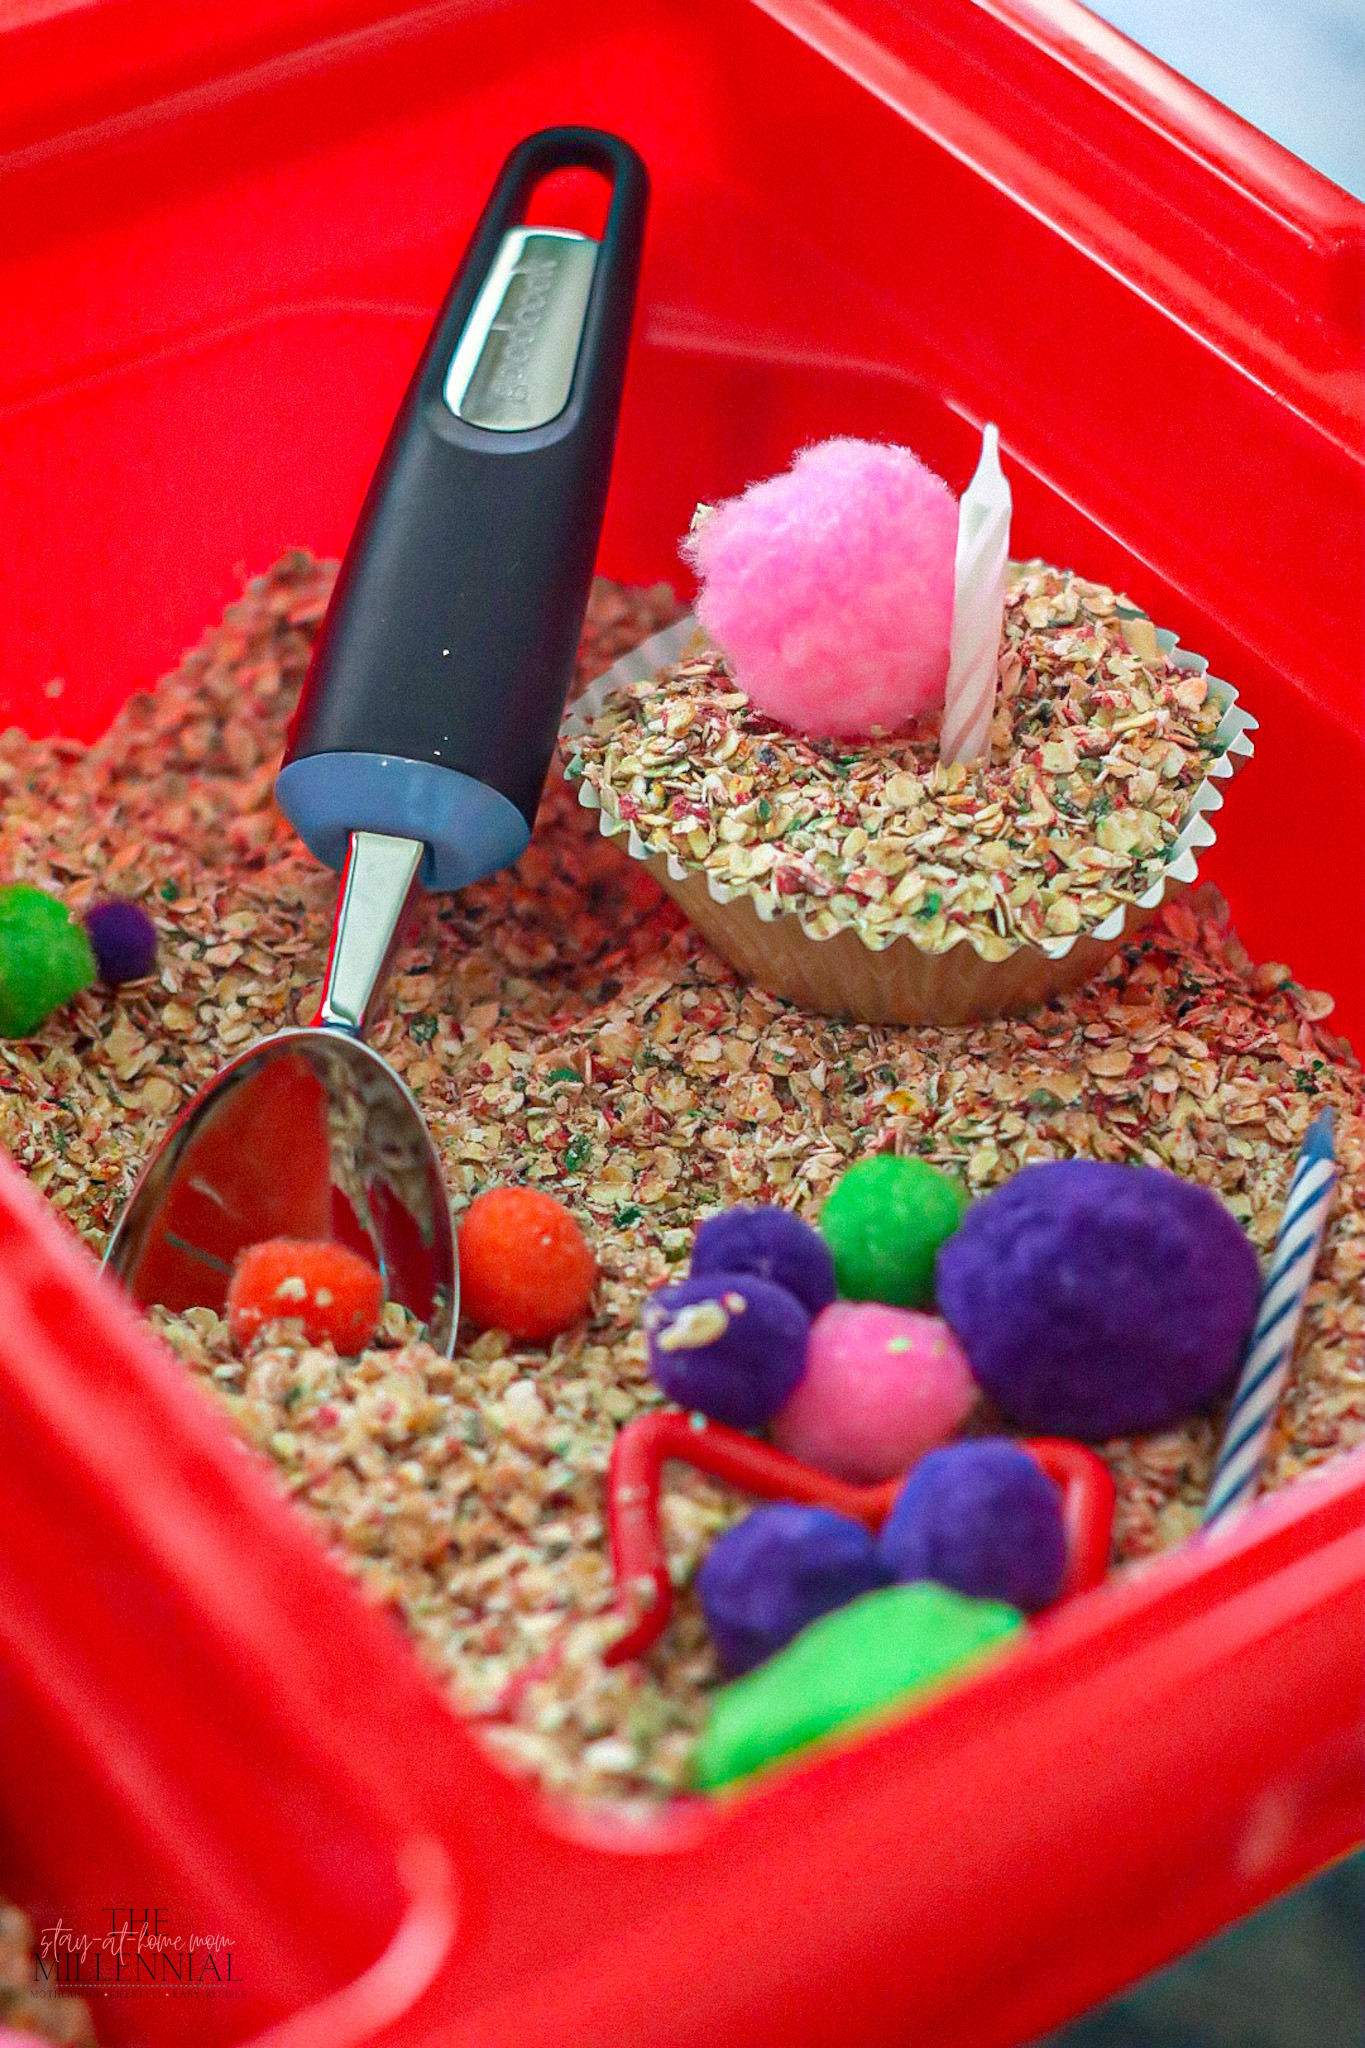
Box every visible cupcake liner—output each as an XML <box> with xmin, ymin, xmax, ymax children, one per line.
<box><xmin>562</xmin><ymin>601</ymin><xmax>1256</xmax><ymax>1025</ymax></box>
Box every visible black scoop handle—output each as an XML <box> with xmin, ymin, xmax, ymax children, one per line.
<box><xmin>276</xmin><ymin>128</ymin><xmax>647</xmax><ymax>890</ymax></box>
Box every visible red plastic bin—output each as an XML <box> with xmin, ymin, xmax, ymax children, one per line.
<box><xmin>0</xmin><ymin>3</ymin><xmax>1361</xmax><ymax>2044</ymax></box>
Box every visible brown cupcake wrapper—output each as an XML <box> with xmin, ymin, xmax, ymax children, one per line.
<box><xmin>562</xmin><ymin>601</ymin><xmax>1256</xmax><ymax>1025</ymax></box>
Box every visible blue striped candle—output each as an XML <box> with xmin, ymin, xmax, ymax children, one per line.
<box><xmin>1204</xmin><ymin>1108</ymin><xmax>1337</xmax><ymax>1528</ymax></box>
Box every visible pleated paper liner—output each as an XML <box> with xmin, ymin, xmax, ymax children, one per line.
<box><xmin>562</xmin><ymin>602</ymin><xmax>1257</xmax><ymax>1026</ymax></box>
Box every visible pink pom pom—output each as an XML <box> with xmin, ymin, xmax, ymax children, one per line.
<box><xmin>771</xmin><ymin>1302</ymin><xmax>977</xmax><ymax>1484</ymax></box>
<box><xmin>683</xmin><ymin>438</ymin><xmax>958</xmax><ymax>739</ymax></box>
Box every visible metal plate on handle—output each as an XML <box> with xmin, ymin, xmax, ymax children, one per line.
<box><xmin>442</xmin><ymin>228</ymin><xmax>598</xmax><ymax>432</ymax></box>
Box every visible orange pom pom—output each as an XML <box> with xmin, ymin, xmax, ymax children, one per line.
<box><xmin>458</xmin><ymin>1187</ymin><xmax>596</xmax><ymax>1342</ymax></box>
<box><xmin>227</xmin><ymin>1238</ymin><xmax>383</xmax><ymax>1354</ymax></box>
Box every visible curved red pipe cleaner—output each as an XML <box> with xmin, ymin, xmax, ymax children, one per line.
<box><xmin>603</xmin><ymin>1411</ymin><xmax>1116</xmax><ymax>1665</ymax></box>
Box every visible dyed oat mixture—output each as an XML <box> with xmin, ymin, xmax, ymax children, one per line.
<box><xmin>0</xmin><ymin>1903</ymin><xmax>95</xmax><ymax>2044</ymax></box>
<box><xmin>567</xmin><ymin>562</ymin><xmax>1230</xmax><ymax>956</ymax></box>
<box><xmin>1</xmin><ymin>555</ymin><xmax>1362</xmax><ymax>1807</ymax></box>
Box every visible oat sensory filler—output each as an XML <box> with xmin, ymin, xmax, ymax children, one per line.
<box><xmin>1</xmin><ymin>531</ymin><xmax>1361</xmax><ymax>1805</ymax></box>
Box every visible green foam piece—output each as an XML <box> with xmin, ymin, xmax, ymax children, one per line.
<box><xmin>820</xmin><ymin>1154</ymin><xmax>968</xmax><ymax>1307</ymax></box>
<box><xmin>0</xmin><ymin>885</ymin><xmax>97</xmax><ymax>1038</ymax></box>
<box><xmin>693</xmin><ymin>1581</ymin><xmax>1023</xmax><ymax>1791</ymax></box>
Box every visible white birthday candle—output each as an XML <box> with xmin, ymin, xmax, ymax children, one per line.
<box><xmin>939</xmin><ymin>423</ymin><xmax>1012</xmax><ymax>766</ymax></box>
<box><xmin>1204</xmin><ymin>1109</ymin><xmax>1337</xmax><ymax>1529</ymax></box>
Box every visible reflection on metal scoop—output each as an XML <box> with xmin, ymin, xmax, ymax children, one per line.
<box><xmin>105</xmin><ymin>832</ymin><xmax>458</xmax><ymax>1352</ymax></box>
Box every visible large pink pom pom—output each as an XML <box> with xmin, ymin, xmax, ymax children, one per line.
<box><xmin>683</xmin><ymin>438</ymin><xmax>958</xmax><ymax>739</ymax></box>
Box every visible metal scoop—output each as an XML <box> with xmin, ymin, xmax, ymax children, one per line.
<box><xmin>105</xmin><ymin>129</ymin><xmax>648</xmax><ymax>1352</ymax></box>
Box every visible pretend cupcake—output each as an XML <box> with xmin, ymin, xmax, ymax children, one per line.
<box><xmin>564</xmin><ymin>433</ymin><xmax>1254</xmax><ymax>1025</ymax></box>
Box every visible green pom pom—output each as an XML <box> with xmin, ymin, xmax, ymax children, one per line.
<box><xmin>820</xmin><ymin>1154</ymin><xmax>968</xmax><ymax>1307</ymax></box>
<box><xmin>693</xmin><ymin>1581</ymin><xmax>1022</xmax><ymax>1790</ymax></box>
<box><xmin>0</xmin><ymin>885</ymin><xmax>97</xmax><ymax>1038</ymax></box>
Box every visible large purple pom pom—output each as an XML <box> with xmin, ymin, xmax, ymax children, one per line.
<box><xmin>878</xmin><ymin>1439</ymin><xmax>1066</xmax><ymax>1612</ymax></box>
<box><xmin>643</xmin><ymin>1272</ymin><xmax>810</xmax><ymax>1427</ymax></box>
<box><xmin>698</xmin><ymin>1504</ymin><xmax>888</xmax><ymax>1674</ymax></box>
<box><xmin>935</xmin><ymin>1160</ymin><xmax>1260</xmax><ymax>1438</ymax></box>
<box><xmin>84</xmin><ymin>898</ymin><xmax>159</xmax><ymax>986</ymax></box>
<box><xmin>691</xmin><ymin>1205</ymin><xmax>836</xmax><ymax>1317</ymax></box>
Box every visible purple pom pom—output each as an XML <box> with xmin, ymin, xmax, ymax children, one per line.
<box><xmin>692</xmin><ymin>1206</ymin><xmax>836</xmax><ymax>1318</ymax></box>
<box><xmin>878</xmin><ymin>1439</ymin><xmax>1066</xmax><ymax>1612</ymax></box>
<box><xmin>936</xmin><ymin>1160</ymin><xmax>1261</xmax><ymax>1439</ymax></box>
<box><xmin>643</xmin><ymin>1272</ymin><xmax>810</xmax><ymax>1427</ymax></box>
<box><xmin>84</xmin><ymin>899</ymin><xmax>158</xmax><ymax>986</ymax></box>
<box><xmin>698</xmin><ymin>1504</ymin><xmax>889</xmax><ymax>1674</ymax></box>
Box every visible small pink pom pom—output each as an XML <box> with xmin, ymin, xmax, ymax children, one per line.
<box><xmin>771</xmin><ymin>1302</ymin><xmax>977</xmax><ymax>1484</ymax></box>
<box><xmin>683</xmin><ymin>438</ymin><xmax>958</xmax><ymax>739</ymax></box>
